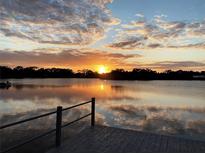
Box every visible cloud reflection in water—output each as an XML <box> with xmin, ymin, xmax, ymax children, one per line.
<box><xmin>1</xmin><ymin>79</ymin><xmax>205</xmax><ymax>142</ymax></box>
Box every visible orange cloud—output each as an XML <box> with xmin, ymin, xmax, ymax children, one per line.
<box><xmin>0</xmin><ymin>48</ymin><xmax>140</xmax><ymax>71</ymax></box>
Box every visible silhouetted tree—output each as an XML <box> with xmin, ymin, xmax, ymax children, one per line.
<box><xmin>0</xmin><ymin>65</ymin><xmax>205</xmax><ymax>80</ymax></box>
<box><xmin>75</xmin><ymin>69</ymin><xmax>98</xmax><ymax>78</ymax></box>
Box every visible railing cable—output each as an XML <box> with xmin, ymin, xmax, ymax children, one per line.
<box><xmin>0</xmin><ymin>98</ymin><xmax>95</xmax><ymax>152</ymax></box>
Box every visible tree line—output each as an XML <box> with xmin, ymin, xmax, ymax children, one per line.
<box><xmin>0</xmin><ymin>66</ymin><xmax>205</xmax><ymax>80</ymax></box>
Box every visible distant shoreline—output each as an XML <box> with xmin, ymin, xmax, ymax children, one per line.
<box><xmin>1</xmin><ymin>66</ymin><xmax>205</xmax><ymax>80</ymax></box>
<box><xmin>1</xmin><ymin>77</ymin><xmax>205</xmax><ymax>81</ymax></box>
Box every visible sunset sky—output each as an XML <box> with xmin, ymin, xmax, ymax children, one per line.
<box><xmin>0</xmin><ymin>0</ymin><xmax>205</xmax><ymax>72</ymax></box>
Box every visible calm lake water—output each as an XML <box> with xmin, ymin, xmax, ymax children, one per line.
<box><xmin>1</xmin><ymin>79</ymin><xmax>205</xmax><ymax>150</ymax></box>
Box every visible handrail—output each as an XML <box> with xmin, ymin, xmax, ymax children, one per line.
<box><xmin>0</xmin><ymin>110</ymin><xmax>57</xmax><ymax>129</ymax></box>
<box><xmin>0</xmin><ymin>101</ymin><xmax>92</xmax><ymax>130</ymax></box>
<box><xmin>0</xmin><ymin>97</ymin><xmax>96</xmax><ymax>152</ymax></box>
<box><xmin>62</xmin><ymin>113</ymin><xmax>92</xmax><ymax>128</ymax></box>
<box><xmin>63</xmin><ymin>100</ymin><xmax>91</xmax><ymax>111</ymax></box>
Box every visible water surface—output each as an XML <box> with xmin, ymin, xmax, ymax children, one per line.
<box><xmin>1</xmin><ymin>79</ymin><xmax>205</xmax><ymax>150</ymax></box>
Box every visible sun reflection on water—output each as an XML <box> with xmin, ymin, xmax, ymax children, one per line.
<box><xmin>1</xmin><ymin>79</ymin><xmax>205</xmax><ymax>141</ymax></box>
<box><xmin>100</xmin><ymin>84</ymin><xmax>104</xmax><ymax>91</ymax></box>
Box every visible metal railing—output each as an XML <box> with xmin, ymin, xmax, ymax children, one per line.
<box><xmin>0</xmin><ymin>97</ymin><xmax>95</xmax><ymax>152</ymax></box>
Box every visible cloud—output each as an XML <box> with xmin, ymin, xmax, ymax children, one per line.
<box><xmin>110</xmin><ymin>105</ymin><xmax>147</xmax><ymax>119</ymax></box>
<box><xmin>0</xmin><ymin>0</ymin><xmax>120</xmax><ymax>46</ymax></box>
<box><xmin>108</xmin><ymin>36</ymin><xmax>148</xmax><ymax>50</ymax></box>
<box><xmin>135</xmin><ymin>13</ymin><xmax>144</xmax><ymax>18</ymax></box>
<box><xmin>107</xmin><ymin>103</ymin><xmax>205</xmax><ymax>135</ymax></box>
<box><xmin>167</xmin><ymin>43</ymin><xmax>205</xmax><ymax>49</ymax></box>
<box><xmin>1</xmin><ymin>48</ymin><xmax>204</xmax><ymax>71</ymax></box>
<box><xmin>146</xmin><ymin>61</ymin><xmax>205</xmax><ymax>70</ymax></box>
<box><xmin>115</xmin><ymin>60</ymin><xmax>205</xmax><ymax>71</ymax></box>
<box><xmin>0</xmin><ymin>48</ymin><xmax>140</xmax><ymax>69</ymax></box>
<box><xmin>108</xmin><ymin>15</ymin><xmax>205</xmax><ymax>50</ymax></box>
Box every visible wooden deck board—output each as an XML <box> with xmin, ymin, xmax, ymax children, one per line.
<box><xmin>49</xmin><ymin>125</ymin><xmax>205</xmax><ymax>153</ymax></box>
<box><xmin>159</xmin><ymin>135</ymin><xmax>169</xmax><ymax>152</ymax></box>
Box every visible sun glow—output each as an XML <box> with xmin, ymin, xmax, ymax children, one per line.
<box><xmin>98</xmin><ymin>65</ymin><xmax>107</xmax><ymax>74</ymax></box>
<box><xmin>100</xmin><ymin>84</ymin><xmax>104</xmax><ymax>90</ymax></box>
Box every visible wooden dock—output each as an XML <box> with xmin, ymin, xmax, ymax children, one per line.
<box><xmin>49</xmin><ymin>125</ymin><xmax>205</xmax><ymax>153</ymax></box>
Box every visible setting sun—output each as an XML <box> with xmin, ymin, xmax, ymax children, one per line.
<box><xmin>98</xmin><ymin>65</ymin><xmax>107</xmax><ymax>74</ymax></box>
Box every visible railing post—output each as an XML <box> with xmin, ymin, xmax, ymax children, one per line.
<box><xmin>91</xmin><ymin>97</ymin><xmax>95</xmax><ymax>127</ymax></box>
<box><xmin>56</xmin><ymin>106</ymin><xmax>62</xmax><ymax>147</ymax></box>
